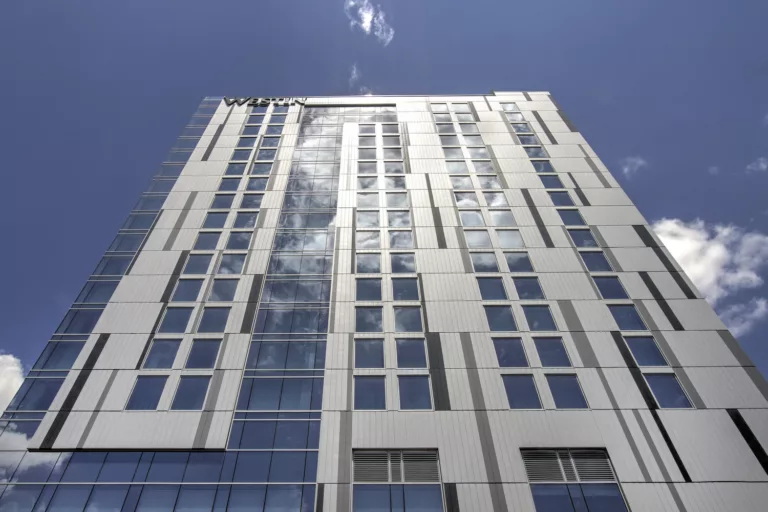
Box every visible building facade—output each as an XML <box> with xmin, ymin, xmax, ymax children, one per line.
<box><xmin>2</xmin><ymin>92</ymin><xmax>768</xmax><ymax>511</ymax></box>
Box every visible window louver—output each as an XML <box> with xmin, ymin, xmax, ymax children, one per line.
<box><xmin>522</xmin><ymin>449</ymin><xmax>615</xmax><ymax>483</ymax></box>
<box><xmin>353</xmin><ymin>450</ymin><xmax>440</xmax><ymax>483</ymax></box>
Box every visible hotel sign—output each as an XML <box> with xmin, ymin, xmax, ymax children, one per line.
<box><xmin>223</xmin><ymin>97</ymin><xmax>306</xmax><ymax>107</ymax></box>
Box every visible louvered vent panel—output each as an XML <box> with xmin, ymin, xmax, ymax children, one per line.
<box><xmin>403</xmin><ymin>452</ymin><xmax>440</xmax><ymax>483</ymax></box>
<box><xmin>521</xmin><ymin>450</ymin><xmax>564</xmax><ymax>482</ymax></box>
<box><xmin>390</xmin><ymin>451</ymin><xmax>403</xmax><ymax>483</ymax></box>
<box><xmin>558</xmin><ymin>450</ymin><xmax>578</xmax><ymax>482</ymax></box>
<box><xmin>572</xmin><ymin>450</ymin><xmax>615</xmax><ymax>482</ymax></box>
<box><xmin>353</xmin><ymin>451</ymin><xmax>390</xmax><ymax>482</ymax></box>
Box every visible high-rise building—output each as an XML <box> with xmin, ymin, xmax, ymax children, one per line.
<box><xmin>2</xmin><ymin>92</ymin><xmax>768</xmax><ymax>512</ymax></box>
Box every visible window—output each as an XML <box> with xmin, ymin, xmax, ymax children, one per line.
<box><xmin>498</xmin><ymin>230</ymin><xmax>525</xmax><ymax>249</ymax></box>
<box><xmin>446</xmin><ymin>161</ymin><xmax>469</xmax><ymax>173</ymax></box>
<box><xmin>549</xmin><ymin>192</ymin><xmax>574</xmax><ymax>206</ymax></box>
<box><xmin>534</xmin><ymin>337</ymin><xmax>571</xmax><ymax>367</ymax></box>
<box><xmin>391</xmin><ymin>253</ymin><xmax>416</xmax><ymax>273</ymax></box>
<box><xmin>451</xmin><ymin>177</ymin><xmax>472</xmax><ymax>190</ymax></box>
<box><xmin>569</xmin><ymin>230</ymin><xmax>598</xmax><ymax>248</ymax></box>
<box><xmin>471</xmin><ymin>253</ymin><xmax>499</xmax><ymax>272</ymax></box>
<box><xmin>126</xmin><ymin>376</ymin><xmax>167</xmax><ymax>410</ymax></box>
<box><xmin>357</xmin><ymin>307</ymin><xmax>383</xmax><ymax>332</ymax></box>
<box><xmin>226</xmin><ymin>232</ymin><xmax>252</xmax><ymax>251</ymax></box>
<box><xmin>505</xmin><ymin>252</ymin><xmax>534</xmax><ymax>272</ymax></box>
<box><xmin>171</xmin><ymin>376</ymin><xmax>211</xmax><ymax>410</ymax></box>
<box><xmin>384</xmin><ymin>162</ymin><xmax>404</xmax><ymax>174</ymax></box>
<box><xmin>209</xmin><ymin>279</ymin><xmax>238</xmax><ymax>301</ymax></box>
<box><xmin>109</xmin><ymin>233</ymin><xmax>144</xmax><ymax>251</ymax></box>
<box><xmin>625</xmin><ymin>336</ymin><xmax>667</xmax><ymax>366</ymax></box>
<box><xmin>355</xmin><ymin>339</ymin><xmax>384</xmax><ymax>368</ymax></box>
<box><xmin>93</xmin><ymin>255</ymin><xmax>132</xmax><ymax>276</ymax></box>
<box><xmin>360</xmin><ymin>124</ymin><xmax>375</xmax><ymax>134</ymax></box>
<box><xmin>531</xmin><ymin>161</ymin><xmax>554</xmax><ymax>173</ymax></box>
<box><xmin>354</xmin><ymin>484</ymin><xmax>444</xmax><ymax>511</ymax></box>
<box><xmin>473</xmin><ymin>161</ymin><xmax>495</xmax><ymax>174</ymax></box>
<box><xmin>33</xmin><ymin>341</ymin><xmax>85</xmax><ymax>370</ymax></box>
<box><xmin>357</xmin><ymin>253</ymin><xmax>381</xmax><ymax>273</ymax></box>
<box><xmin>609</xmin><ymin>305</ymin><xmax>646</xmax><ymax>330</ymax></box>
<box><xmin>494</xmin><ymin>337</ymin><xmax>528</xmax><ymax>367</ymax></box>
<box><xmin>183</xmin><ymin>254</ymin><xmax>212</xmax><ymax>275</ymax></box>
<box><xmin>387</xmin><ymin>193</ymin><xmax>408</xmax><ymax>207</ymax></box>
<box><xmin>531</xmin><ymin>484</ymin><xmax>628</xmax><ymax>512</ymax></box>
<box><xmin>558</xmin><ymin>210</ymin><xmax>586</xmax><ymax>226</ymax></box>
<box><xmin>399</xmin><ymin>376</ymin><xmax>432</xmax><ymax>409</ymax></box>
<box><xmin>523</xmin><ymin>306</ymin><xmax>557</xmax><ymax>331</ymax></box>
<box><xmin>525</xmin><ymin>147</ymin><xmax>549</xmax><ymax>158</ymax></box>
<box><xmin>484</xmin><ymin>192</ymin><xmax>508</xmax><ymax>206</ymax></box>
<box><xmin>359</xmin><ymin>136</ymin><xmax>375</xmax><ymax>147</ymax></box>
<box><xmin>594</xmin><ymin>276</ymin><xmax>628</xmax><ymax>299</ymax></box>
<box><xmin>186</xmin><ymin>339</ymin><xmax>221</xmax><ymax>369</ymax></box>
<box><xmin>645</xmin><ymin>374</ymin><xmax>692</xmax><ymax>408</ymax></box>
<box><xmin>171</xmin><ymin>279</ymin><xmax>203</xmax><ymax>302</ymax></box>
<box><xmin>465</xmin><ymin>230</ymin><xmax>492</xmax><ymax>248</ymax></box>
<box><xmin>547</xmin><ymin>375</ymin><xmax>588</xmax><ymax>408</ymax></box>
<box><xmin>460</xmin><ymin>211</ymin><xmax>484</xmax><ymax>227</ymax></box>
<box><xmin>357</xmin><ymin>278</ymin><xmax>382</xmax><ymax>301</ymax></box>
<box><xmin>358</xmin><ymin>211</ymin><xmax>379</xmax><ymax>228</ymax></box>
<box><xmin>356</xmin><ymin>231</ymin><xmax>381</xmax><ymax>249</ymax></box>
<box><xmin>203</xmin><ymin>212</ymin><xmax>228</xmax><ymax>229</ymax></box>
<box><xmin>144</xmin><ymin>340</ymin><xmax>181</xmax><ymax>369</ymax></box>
<box><xmin>355</xmin><ymin>376</ymin><xmax>385</xmax><ymax>410</ymax></box>
<box><xmin>490</xmin><ymin>210</ymin><xmax>516</xmax><ymax>227</ymax></box>
<box><xmin>393</xmin><ymin>278</ymin><xmax>419</xmax><ymax>300</ymax></box>
<box><xmin>234</xmin><ymin>212</ymin><xmax>258</xmax><ymax>229</ymax></box>
<box><xmin>197</xmin><ymin>307</ymin><xmax>230</xmax><ymax>333</ymax></box>
<box><xmin>394</xmin><ymin>307</ymin><xmax>423</xmax><ymax>332</ymax></box>
<box><xmin>218</xmin><ymin>254</ymin><xmax>246</xmax><ymax>275</ymax></box>
<box><xmin>478</xmin><ymin>277</ymin><xmax>508</xmax><ymax>300</ymax></box>
<box><xmin>485</xmin><ymin>306</ymin><xmax>517</xmax><ymax>331</ymax></box>
<box><xmin>358</xmin><ymin>193</ymin><xmax>379</xmax><ymax>207</ymax></box>
<box><xmin>580</xmin><ymin>251</ymin><xmax>612</xmax><ymax>271</ymax></box>
<box><xmin>359</xmin><ymin>148</ymin><xmax>377</xmax><ymax>160</ymax></box>
<box><xmin>539</xmin><ymin>175</ymin><xmax>563</xmax><ymax>189</ymax></box>
<box><xmin>358</xmin><ymin>177</ymin><xmax>378</xmax><ymax>190</ymax></box>
<box><xmin>514</xmin><ymin>277</ymin><xmax>545</xmax><ymax>299</ymax></box>
<box><xmin>477</xmin><ymin>176</ymin><xmax>501</xmax><ymax>190</ymax></box>
<box><xmin>454</xmin><ymin>192</ymin><xmax>479</xmax><ymax>207</ymax></box>
<box><xmin>247</xmin><ymin>178</ymin><xmax>268</xmax><ymax>191</ymax></box>
<box><xmin>211</xmin><ymin>194</ymin><xmax>234</xmax><ymax>209</ymax></box>
<box><xmin>396</xmin><ymin>339</ymin><xmax>427</xmax><ymax>368</ymax></box>
<box><xmin>389</xmin><ymin>231</ymin><xmax>413</xmax><ymax>249</ymax></box>
<box><xmin>226</xmin><ymin>163</ymin><xmax>247</xmax><ymax>176</ymax></box>
<box><xmin>387</xmin><ymin>211</ymin><xmax>411</xmax><ymax>228</ymax></box>
<box><xmin>444</xmin><ymin>147</ymin><xmax>464</xmax><ymax>159</ymax></box>
<box><xmin>158</xmin><ymin>307</ymin><xmax>192</xmax><ymax>333</ymax></box>
<box><xmin>502</xmin><ymin>375</ymin><xmax>541</xmax><ymax>409</ymax></box>
<box><xmin>240</xmin><ymin>194</ymin><xmax>263</xmax><ymax>208</ymax></box>
<box><xmin>218</xmin><ymin>178</ymin><xmax>240</xmax><ymax>191</ymax></box>
<box><xmin>7</xmin><ymin>378</ymin><xmax>64</xmax><ymax>411</ymax></box>
<box><xmin>194</xmin><ymin>232</ymin><xmax>220</xmax><ymax>250</ymax></box>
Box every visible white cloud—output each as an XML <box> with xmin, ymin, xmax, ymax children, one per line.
<box><xmin>652</xmin><ymin>218</ymin><xmax>768</xmax><ymax>336</ymax></box>
<box><xmin>349</xmin><ymin>63</ymin><xmax>361</xmax><ymax>87</ymax></box>
<box><xmin>618</xmin><ymin>156</ymin><xmax>648</xmax><ymax>178</ymax></box>
<box><xmin>746</xmin><ymin>157</ymin><xmax>768</xmax><ymax>173</ymax></box>
<box><xmin>762</xmin><ymin>112</ymin><xmax>768</xmax><ymax>126</ymax></box>
<box><xmin>344</xmin><ymin>0</ymin><xmax>394</xmax><ymax>46</ymax></box>
<box><xmin>707</xmin><ymin>166</ymin><xmax>719</xmax><ymax>175</ymax></box>
<box><xmin>0</xmin><ymin>353</ymin><xmax>24</xmax><ymax>414</ymax></box>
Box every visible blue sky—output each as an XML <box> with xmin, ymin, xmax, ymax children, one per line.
<box><xmin>1</xmin><ymin>0</ymin><xmax>768</xmax><ymax>398</ymax></box>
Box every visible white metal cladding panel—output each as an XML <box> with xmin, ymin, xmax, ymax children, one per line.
<box><xmin>500</xmin><ymin>484</ymin><xmax>536</xmax><ymax>512</ymax></box>
<box><xmin>544</xmin><ymin>145</ymin><xmax>584</xmax><ymax>158</ymax></box>
<box><xmin>213</xmin><ymin>371</ymin><xmax>241</xmax><ymax>411</ymax></box>
<box><xmin>415</xmin><ymin>227</ymin><xmax>439</xmax><ymax>249</ymax></box>
<box><xmin>686</xmin><ymin>367</ymin><xmax>768</xmax><ymax>408</ymax></box>
<box><xmin>416</xmin><ymin>249</ymin><xmax>467</xmax><ymax>273</ymax></box>
<box><xmin>509</xmin><ymin>206</ymin><xmax>538</xmax><ymax>226</ymax></box>
<box><xmin>204</xmin><ymin>410</ymin><xmax>233</xmax><ymax>449</ymax></box>
<box><xmin>660</xmin><ymin>409</ymin><xmax>768</xmax><ymax>482</ymax></box>
<box><xmin>527</xmin><ymin>188</ymin><xmax>556</xmax><ymax>207</ymax></box>
<box><xmin>421</xmin><ymin>274</ymin><xmax>480</xmax><ymax>301</ymax></box>
<box><xmin>463</xmin><ymin>332</ymin><xmax>497</xmax><ymax>369</ymax></box>
<box><xmin>549</xmin><ymin>158</ymin><xmax>589</xmax><ymax>173</ymax></box>
<box><xmin>95</xmin><ymin>334</ymin><xmax>149</xmax><ymax>370</ymax></box>
<box><xmin>338</xmin><ymin>190</ymin><xmax>356</xmax><ymax>209</ymax></box>
<box><xmin>406</xmin><ymin>122</ymin><xmax>438</xmax><ymax>134</ymax></box>
<box><xmin>397</xmin><ymin>111</ymin><xmax>432</xmax><ymax>123</ymax></box>
<box><xmin>528</xmin><ymin>248</ymin><xmax>584</xmax><ymax>272</ymax></box>
<box><xmin>260</xmin><ymin>208</ymin><xmax>281</xmax><ymax>229</ymax></box>
<box><xmin>488</xmin><ymin>410</ymin><xmax>604</xmax><ymax>482</ymax></box>
<box><xmin>492</xmin><ymin>146</ymin><xmax>529</xmax><ymax>159</ymax></box>
<box><xmin>180</xmin><ymin>209</ymin><xmax>208</xmax><ymax>230</ymax></box>
<box><xmin>455</xmin><ymin>484</ymin><xmax>496</xmax><ymax>512</ymax></box>
<box><xmin>337</xmin><ymin>251</ymin><xmax>352</xmax><ymax>275</ymax></box>
<box><xmin>586</xmin><ymin>332</ymin><xmax>626</xmax><ymax>367</ymax></box>
<box><xmin>337</xmin><ymin>229</ymin><xmax>353</xmax><ymax>251</ymax></box>
<box><xmin>219</xmin><ymin>334</ymin><xmax>249</xmax><ymax>369</ymax></box>
<box><xmin>569</xmin><ymin>172</ymin><xmax>605</xmax><ymax>189</ymax></box>
<box><xmin>521</xmin><ymin>99</ymin><xmax>557</xmax><ymax>111</ymax></box>
<box><xmin>425</xmin><ymin>301</ymin><xmax>488</xmax><ymax>332</ymax></box>
<box><xmin>741</xmin><ymin>409</ymin><xmax>768</xmax><ymax>457</ymax></box>
<box><xmin>410</xmin><ymin>190</ymin><xmax>433</xmax><ymax>208</ymax></box>
<box><xmin>476</xmin><ymin>121</ymin><xmax>509</xmax><ymax>133</ymax></box>
<box><xmin>324</xmin><ymin>371</ymin><xmax>350</xmax><ymax>410</ymax></box>
<box><xmin>533</xmin><ymin>207</ymin><xmax>566</xmax><ymax>227</ymax></box>
<box><xmin>617</xmin><ymin>272</ymin><xmax>655</xmax><ymax>299</ymax></box>
<box><xmin>440</xmin><ymin>332</ymin><xmax>468</xmax><ymax>369</ymax></box>
<box><xmin>622</xmin><ymin>483</ymin><xmax>683</xmax><ymax>511</ymax></box>
<box><xmin>153</xmin><ymin>209</ymin><xmax>181</xmax><ymax>230</ymax></box>
<box><xmin>51</xmin><ymin>412</ymin><xmax>92</xmax><ymax>450</ymax></box>
<box><xmin>110</xmin><ymin>275</ymin><xmax>170</xmax><ymax>303</ymax></box>
<box><xmin>667</xmin><ymin>299</ymin><xmax>727</xmax><ymax>330</ymax></box>
<box><xmin>581</xmin><ymin>206</ymin><xmax>647</xmax><ymax>226</ymax></box>
<box><xmin>129</xmin><ymin>250</ymin><xmax>182</xmax><ymax>275</ymax></box>
<box><xmin>208</xmin><ymin>147</ymin><xmax>236</xmax><ymax>162</ymax></box>
<box><xmin>505</xmin><ymin>173</ymin><xmax>553</xmax><ymax>190</ymax></box>
<box><xmin>431</xmin><ymin>189</ymin><xmax>456</xmax><ymax>207</ymax></box>
<box><xmin>663</xmin><ymin>331</ymin><xmax>741</xmax><ymax>367</ymax></box>
<box><xmin>573</xmin><ymin>369</ymin><xmax>613</xmax><ymax>409</ymax></box>
<box><xmin>316</xmin><ymin>411</ymin><xmax>341</xmax><ymax>482</ymax></box>
<box><xmin>337</xmin><ymin>208</ymin><xmax>354</xmax><ymax>228</ymax></box>
<box><xmin>482</xmin><ymin>132</ymin><xmax>516</xmax><ymax>145</ymax></box>
<box><xmin>647</xmin><ymin>272</ymin><xmax>688</xmax><ymax>299</ymax></box>
<box><xmin>444</xmin><ymin>369</ymin><xmax>474</xmax><ymax>409</ymax></box>
<box><xmin>100</xmin><ymin>370</ymin><xmax>138</xmax><ymax>411</ymax></box>
<box><xmin>471</xmin><ymin>99</ymin><xmax>491</xmax><ymax>112</ymax></box>
<box><xmin>325</xmin><ymin>334</ymin><xmax>350</xmax><ymax>370</ymax></box>
<box><xmin>590</xmin><ymin>410</ymin><xmax>650</xmax><ymax>482</ymax></box>
<box><xmin>407</xmin><ymin>145</ymin><xmax>444</xmax><ymax>160</ymax></box>
<box><xmin>192</xmin><ymin>192</ymin><xmax>216</xmax><ymax>211</ymax></box>
<box><xmin>519</xmin><ymin>226</ymin><xmax>548</xmax><ymax>248</ymax></box>
<box><xmin>83</xmin><ymin>411</ymin><xmax>202</xmax><ymax>449</ymax></box>
<box><xmin>252</xmin><ymin>229</ymin><xmax>274</xmax><ymax>250</ymax></box>
<box><xmin>245</xmin><ymin>250</ymin><xmax>270</xmax><ymax>275</ymax></box>
<box><xmin>596</xmin><ymin>225</ymin><xmax>646</xmax><ymax>247</ymax></box>
<box><xmin>582</xmin><ymin>188</ymin><xmax>633</xmax><ymax>206</ymax></box>
<box><xmin>497</xmin><ymin>158</ymin><xmax>535</xmax><ymax>174</ymax></box>
<box><xmin>476</xmin><ymin>369</ymin><xmax>510</xmax><ymax>410</ymax></box>
<box><xmin>437</xmin><ymin>206</ymin><xmax>460</xmax><ymax>227</ymax></box>
<box><xmin>552</xmin><ymin>132</ymin><xmax>588</xmax><ymax>145</ymax></box>
<box><xmin>676</xmin><ymin>483</ymin><xmax>768</xmax><ymax>512</ymax></box>
<box><xmin>636</xmin><ymin>300</ymin><xmax>674</xmax><ymax>331</ymax></box>
<box><xmin>94</xmin><ymin>302</ymin><xmax>163</xmax><ymax>334</ymax></box>
<box><xmin>179</xmin><ymin>161</ymin><xmax>227</xmax><ymax>177</ymax></box>
<box><xmin>601</xmin><ymin>368</ymin><xmax>648</xmax><ymax>408</ymax></box>
<box><xmin>426</xmin><ymin>173</ymin><xmax>452</xmax><ymax>190</ymax></box>
<box><xmin>334</xmin><ymin>274</ymin><xmax>355</xmax><ymax>303</ymax></box>
<box><xmin>571</xmin><ymin>301</ymin><xmax>618</xmax><ymax>331</ymax></box>
<box><xmin>163</xmin><ymin>191</ymin><xmax>193</xmax><ymax>210</ymax></box>
<box><xmin>611</xmin><ymin>248</ymin><xmax>667</xmax><ymax>271</ymax></box>
<box><xmin>170</xmin><ymin>229</ymin><xmax>197</xmax><ymax>251</ymax></box>
<box><xmin>72</xmin><ymin>369</ymin><xmax>114</xmax><ymax>410</ymax></box>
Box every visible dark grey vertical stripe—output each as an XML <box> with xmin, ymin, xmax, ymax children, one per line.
<box><xmin>584</xmin><ymin>157</ymin><xmax>611</xmax><ymax>188</ymax></box>
<box><xmin>532</xmin><ymin>111</ymin><xmax>557</xmax><ymax>145</ymax></box>
<box><xmin>633</xmin><ymin>300</ymin><xmax>661</xmax><ymax>332</ymax></box>
<box><xmin>522</xmin><ymin>92</ymin><xmax>532</xmax><ymax>101</ymax></box>
<box><xmin>486</xmin><ymin>147</ymin><xmax>509</xmax><ymax>190</ymax></box>
<box><xmin>426</xmin><ymin>333</ymin><xmax>451</xmax><ymax>411</ymax></box>
<box><xmin>650</xmin><ymin>331</ymin><xmax>681</xmax><ymax>367</ymax></box>
<box><xmin>41</xmin><ymin>333</ymin><xmax>110</xmax><ymax>449</ymax></box>
<box><xmin>329</xmin><ymin>229</ymin><xmax>342</xmax><ymax>333</ymax></box>
<box><xmin>601</xmin><ymin>248</ymin><xmax>623</xmax><ymax>272</ymax></box>
<box><xmin>160</xmin><ymin>250</ymin><xmax>190</xmax><ymax>303</ymax></box>
<box><xmin>633</xmin><ymin>224</ymin><xmax>657</xmax><ymax>246</ymax></box>
<box><xmin>571</xmin><ymin>332</ymin><xmax>598</xmax><ymax>368</ymax></box>
<box><xmin>590</xmin><ymin>226</ymin><xmax>608</xmax><ymax>248</ymax></box>
<box><xmin>546</xmin><ymin>94</ymin><xmax>578</xmax><ymax>133</ymax></box>
<box><xmin>425</xmin><ymin>175</ymin><xmax>447</xmax><ymax>249</ymax></box>
<box><xmin>163</xmin><ymin>191</ymin><xmax>198</xmax><ymax>251</ymax></box>
<box><xmin>557</xmin><ymin>300</ymin><xmax>585</xmax><ymax>332</ymax></box>
<box><xmin>456</xmin><ymin>227</ymin><xmax>473</xmax><ymax>273</ymax></box>
<box><xmin>501</xmin><ymin>112</ymin><xmax>522</xmax><ymax>144</ymax></box>
<box><xmin>215</xmin><ymin>334</ymin><xmax>230</xmax><ymax>369</ymax></box>
<box><xmin>673</xmin><ymin>368</ymin><xmax>706</xmax><ymax>409</ymax></box>
<box><xmin>727</xmin><ymin>409</ymin><xmax>768</xmax><ymax>476</ymax></box>
<box><xmin>719</xmin><ymin>329</ymin><xmax>757</xmax><ymax>365</ymax></box>
<box><xmin>76</xmin><ymin>369</ymin><xmax>118</xmax><ymax>448</ymax></box>
<box><xmin>337</xmin><ymin>412</ymin><xmax>353</xmax><ymax>512</ymax></box>
<box><xmin>315</xmin><ymin>484</ymin><xmax>325</xmax><ymax>512</ymax></box>
<box><xmin>521</xmin><ymin>189</ymin><xmax>554</xmax><ymax>248</ymax></box>
<box><xmin>240</xmin><ymin>274</ymin><xmax>264</xmax><ymax>333</ymax></box>
<box><xmin>634</xmin><ymin>225</ymin><xmax>697</xmax><ymax>299</ymax></box>
<box><xmin>193</xmin><ymin>412</ymin><xmax>214</xmax><ymax>448</ymax></box>
<box><xmin>443</xmin><ymin>483</ymin><xmax>460</xmax><ymax>512</ymax></box>
<box><xmin>459</xmin><ymin>333</ymin><xmax>508</xmax><ymax>512</ymax></box>
<box><xmin>202</xmin><ymin>105</ymin><xmax>234</xmax><ymax>161</ymax></box>
<box><xmin>744</xmin><ymin>367</ymin><xmax>768</xmax><ymax>403</ymax></box>
<box><xmin>255</xmin><ymin>209</ymin><xmax>266</xmax><ymax>229</ymax></box>
<box><xmin>638</xmin><ymin>273</ymin><xmax>684</xmax><ymax>331</ymax></box>
<box><xmin>573</xmin><ymin>185</ymin><xmax>590</xmax><ymax>206</ymax></box>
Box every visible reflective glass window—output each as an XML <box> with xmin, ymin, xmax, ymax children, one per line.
<box><xmin>143</xmin><ymin>339</ymin><xmax>181</xmax><ymax>369</ymax></box>
<box><xmin>502</xmin><ymin>374</ymin><xmax>541</xmax><ymax>409</ymax></box>
<box><xmin>493</xmin><ymin>337</ymin><xmax>528</xmax><ymax>367</ymax></box>
<box><xmin>399</xmin><ymin>376</ymin><xmax>432</xmax><ymax>409</ymax></box>
<box><xmin>484</xmin><ymin>306</ymin><xmax>517</xmax><ymax>331</ymax></box>
<box><xmin>547</xmin><ymin>374</ymin><xmax>588</xmax><ymax>409</ymax></box>
<box><xmin>126</xmin><ymin>376</ymin><xmax>167</xmax><ymax>410</ymax></box>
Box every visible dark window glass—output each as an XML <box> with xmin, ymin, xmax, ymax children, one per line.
<box><xmin>581</xmin><ymin>483</ymin><xmax>630</xmax><ymax>512</ymax></box>
<box><xmin>251</xmin><ymin>162</ymin><xmax>272</xmax><ymax>175</ymax></box>
<box><xmin>234</xmin><ymin>212</ymin><xmax>258</xmax><ymax>229</ymax></box>
<box><xmin>558</xmin><ymin>210</ymin><xmax>586</xmax><ymax>226</ymax></box>
<box><xmin>394</xmin><ymin>307</ymin><xmax>422</xmax><ymax>332</ymax></box>
<box><xmin>198</xmin><ymin>307</ymin><xmax>230</xmax><ymax>332</ymax></box>
<box><xmin>569</xmin><ymin>229</ymin><xmax>598</xmax><ymax>248</ymax></box>
<box><xmin>513</xmin><ymin>277</ymin><xmax>545</xmax><ymax>299</ymax></box>
<box><xmin>171</xmin><ymin>375</ymin><xmax>211</xmax><ymax>410</ymax></box>
<box><xmin>247</xmin><ymin>178</ymin><xmax>268</xmax><ymax>191</ymax></box>
<box><xmin>539</xmin><ymin>175</ymin><xmax>563</xmax><ymax>189</ymax></box>
<box><xmin>98</xmin><ymin>452</ymin><xmax>140</xmax><ymax>482</ymax></box>
<box><xmin>61</xmin><ymin>452</ymin><xmax>106</xmax><ymax>482</ymax></box>
<box><xmin>227</xmin><ymin>231</ymin><xmax>252</xmax><ymax>250</ymax></box>
<box><xmin>471</xmin><ymin>253</ymin><xmax>499</xmax><ymax>272</ymax></box>
<box><xmin>225</xmin><ymin>163</ymin><xmax>247</xmax><ymax>176</ymax></box>
<box><xmin>241</xmin><ymin>194</ymin><xmax>263</xmax><ymax>210</ymax></box>
<box><xmin>391</xmin><ymin>253</ymin><xmax>416</xmax><ymax>273</ymax></box>
<box><xmin>33</xmin><ymin>341</ymin><xmax>84</xmax><ymax>370</ymax></box>
<box><xmin>194</xmin><ymin>232</ymin><xmax>220</xmax><ymax>250</ymax></box>
<box><xmin>534</xmin><ymin>337</ymin><xmax>571</xmax><ymax>367</ymax></box>
<box><xmin>355</xmin><ymin>339</ymin><xmax>384</xmax><ymax>368</ymax></box>
<box><xmin>505</xmin><ymin>252</ymin><xmax>534</xmax><ymax>272</ymax></box>
<box><xmin>625</xmin><ymin>336</ymin><xmax>667</xmax><ymax>366</ymax></box>
<box><xmin>123</xmin><ymin>213</ymin><xmax>157</xmax><ymax>230</ymax></box>
<box><xmin>493</xmin><ymin>337</ymin><xmax>528</xmax><ymax>367</ymax></box>
<box><xmin>145</xmin><ymin>452</ymin><xmax>189</xmax><ymax>482</ymax></box>
<box><xmin>396</xmin><ymin>339</ymin><xmax>427</xmax><ymax>368</ymax></box>
<box><xmin>594</xmin><ymin>276</ymin><xmax>628</xmax><ymax>299</ymax></box>
<box><xmin>186</xmin><ymin>339</ymin><xmax>221</xmax><ymax>368</ymax></box>
<box><xmin>183</xmin><ymin>254</ymin><xmax>212</xmax><ymax>275</ymax></box>
<box><xmin>172</xmin><ymin>279</ymin><xmax>203</xmax><ymax>301</ymax></box>
<box><xmin>55</xmin><ymin>308</ymin><xmax>103</xmax><ymax>334</ymax></box>
<box><xmin>356</xmin><ymin>279</ymin><xmax>382</xmax><ymax>301</ymax></box>
<box><xmin>646</xmin><ymin>374</ymin><xmax>692</xmax><ymax>408</ymax></box>
<box><xmin>126</xmin><ymin>376</ymin><xmax>167</xmax><ymax>410</ymax></box>
<box><xmin>399</xmin><ymin>376</ymin><xmax>432</xmax><ymax>409</ymax></box>
<box><xmin>609</xmin><ymin>305</ymin><xmax>647</xmax><ymax>330</ymax></box>
<box><xmin>547</xmin><ymin>375</ymin><xmax>588</xmax><ymax>409</ymax></box>
<box><xmin>93</xmin><ymin>255</ymin><xmax>132</xmax><ymax>276</ymax></box>
<box><xmin>158</xmin><ymin>307</ymin><xmax>192</xmax><ymax>333</ymax></box>
<box><xmin>356</xmin><ymin>307</ymin><xmax>383</xmax><ymax>332</ymax></box>
<box><xmin>11</xmin><ymin>452</ymin><xmax>61</xmax><ymax>482</ymax></box>
<box><xmin>136</xmin><ymin>485</ymin><xmax>179</xmax><ymax>510</ymax></box>
<box><xmin>485</xmin><ymin>306</ymin><xmax>517</xmax><ymax>331</ymax></box>
<box><xmin>175</xmin><ymin>486</ymin><xmax>216</xmax><ymax>510</ymax></box>
<box><xmin>211</xmin><ymin>194</ymin><xmax>234</xmax><ymax>209</ymax></box>
<box><xmin>48</xmin><ymin>485</ymin><xmax>92</xmax><ymax>511</ymax></box>
<box><xmin>355</xmin><ymin>376</ymin><xmax>386</xmax><ymax>410</ymax></box>
<box><xmin>392</xmin><ymin>278</ymin><xmax>419</xmax><ymax>300</ymax></box>
<box><xmin>502</xmin><ymin>375</ymin><xmax>541</xmax><ymax>409</ymax></box>
<box><xmin>269</xmin><ymin>452</ymin><xmax>306</xmax><ymax>482</ymax></box>
<box><xmin>218</xmin><ymin>178</ymin><xmax>240</xmax><ymax>191</ymax></box>
<box><xmin>357</xmin><ymin>253</ymin><xmax>381</xmax><ymax>273</ymax></box>
<box><xmin>143</xmin><ymin>339</ymin><xmax>181</xmax><ymax>369</ymax></box>
<box><xmin>203</xmin><ymin>212</ymin><xmax>228</xmax><ymax>229</ymax></box>
<box><xmin>218</xmin><ymin>254</ymin><xmax>246</xmax><ymax>274</ymax></box>
<box><xmin>531</xmin><ymin>484</ymin><xmax>573</xmax><ymax>511</ymax></box>
<box><xmin>523</xmin><ymin>306</ymin><xmax>557</xmax><ymax>331</ymax></box>
<box><xmin>85</xmin><ymin>485</ymin><xmax>130</xmax><ymax>510</ymax></box>
<box><xmin>403</xmin><ymin>485</ymin><xmax>444</xmax><ymax>512</ymax></box>
<box><xmin>580</xmin><ymin>251</ymin><xmax>612</xmax><ymax>271</ymax></box>
<box><xmin>109</xmin><ymin>233</ymin><xmax>145</xmax><ymax>252</ymax></box>
<box><xmin>549</xmin><ymin>191</ymin><xmax>574</xmax><ymax>206</ymax></box>
<box><xmin>354</xmin><ymin>485</ymin><xmax>390</xmax><ymax>512</ymax></box>
<box><xmin>478</xmin><ymin>277</ymin><xmax>507</xmax><ymax>300</ymax></box>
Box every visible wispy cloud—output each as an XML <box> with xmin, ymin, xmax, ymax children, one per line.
<box><xmin>746</xmin><ymin>157</ymin><xmax>768</xmax><ymax>173</ymax></box>
<box><xmin>349</xmin><ymin>63</ymin><xmax>361</xmax><ymax>88</ymax></box>
<box><xmin>762</xmin><ymin>112</ymin><xmax>768</xmax><ymax>126</ymax></box>
<box><xmin>0</xmin><ymin>353</ymin><xmax>24</xmax><ymax>414</ymax></box>
<box><xmin>344</xmin><ymin>0</ymin><xmax>394</xmax><ymax>46</ymax></box>
<box><xmin>707</xmin><ymin>166</ymin><xmax>720</xmax><ymax>175</ymax></box>
<box><xmin>653</xmin><ymin>218</ymin><xmax>768</xmax><ymax>336</ymax></box>
<box><xmin>618</xmin><ymin>156</ymin><xmax>648</xmax><ymax>178</ymax></box>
